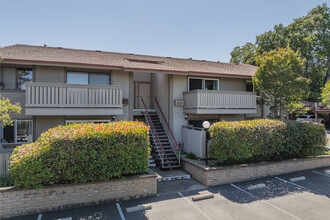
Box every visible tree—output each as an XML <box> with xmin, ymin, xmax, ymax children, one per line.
<box><xmin>231</xmin><ymin>4</ymin><xmax>330</xmax><ymax>101</ymax></box>
<box><xmin>256</xmin><ymin>24</ymin><xmax>290</xmax><ymax>54</ymax></box>
<box><xmin>253</xmin><ymin>49</ymin><xmax>309</xmax><ymax>119</ymax></box>
<box><xmin>321</xmin><ymin>80</ymin><xmax>330</xmax><ymax>106</ymax></box>
<box><xmin>230</xmin><ymin>42</ymin><xmax>257</xmax><ymax>65</ymax></box>
<box><xmin>0</xmin><ymin>95</ymin><xmax>21</xmax><ymax>127</ymax></box>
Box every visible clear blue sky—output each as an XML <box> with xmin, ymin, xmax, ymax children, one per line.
<box><xmin>0</xmin><ymin>0</ymin><xmax>327</xmax><ymax>62</ymax></box>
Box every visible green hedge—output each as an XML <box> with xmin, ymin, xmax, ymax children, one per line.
<box><xmin>209</xmin><ymin>119</ymin><xmax>326</xmax><ymax>164</ymax></box>
<box><xmin>10</xmin><ymin>121</ymin><xmax>150</xmax><ymax>189</ymax></box>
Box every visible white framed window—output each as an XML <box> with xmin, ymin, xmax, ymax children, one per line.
<box><xmin>67</xmin><ymin>72</ymin><xmax>110</xmax><ymax>85</ymax></box>
<box><xmin>17</xmin><ymin>68</ymin><xmax>33</xmax><ymax>90</ymax></box>
<box><xmin>188</xmin><ymin>77</ymin><xmax>220</xmax><ymax>91</ymax></box>
<box><xmin>2</xmin><ymin>120</ymin><xmax>33</xmax><ymax>144</ymax></box>
<box><xmin>65</xmin><ymin>120</ymin><xmax>111</xmax><ymax>125</ymax></box>
<box><xmin>246</xmin><ymin>80</ymin><xmax>254</xmax><ymax>92</ymax></box>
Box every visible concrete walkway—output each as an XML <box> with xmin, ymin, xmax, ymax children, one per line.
<box><xmin>150</xmin><ymin>167</ymin><xmax>206</xmax><ymax>195</ymax></box>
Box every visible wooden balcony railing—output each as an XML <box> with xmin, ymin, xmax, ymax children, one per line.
<box><xmin>183</xmin><ymin>89</ymin><xmax>256</xmax><ymax>114</ymax></box>
<box><xmin>25</xmin><ymin>82</ymin><xmax>122</xmax><ymax>108</ymax></box>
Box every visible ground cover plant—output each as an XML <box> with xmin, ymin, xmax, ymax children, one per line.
<box><xmin>9</xmin><ymin>121</ymin><xmax>150</xmax><ymax>189</ymax></box>
<box><xmin>209</xmin><ymin>119</ymin><xmax>326</xmax><ymax>165</ymax></box>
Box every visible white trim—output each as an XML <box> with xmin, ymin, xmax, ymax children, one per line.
<box><xmin>188</xmin><ymin>77</ymin><xmax>220</xmax><ymax>91</ymax></box>
<box><xmin>37</xmin><ymin>214</ymin><xmax>42</xmax><ymax>220</ymax></box>
<box><xmin>230</xmin><ymin>183</ymin><xmax>301</xmax><ymax>220</ymax></box>
<box><xmin>312</xmin><ymin>170</ymin><xmax>330</xmax><ymax>178</ymax></box>
<box><xmin>65</xmin><ymin>120</ymin><xmax>111</xmax><ymax>125</ymax></box>
<box><xmin>116</xmin><ymin>203</ymin><xmax>126</xmax><ymax>220</ymax></box>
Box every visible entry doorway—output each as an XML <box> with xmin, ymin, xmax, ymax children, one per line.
<box><xmin>134</xmin><ymin>82</ymin><xmax>151</xmax><ymax>109</ymax></box>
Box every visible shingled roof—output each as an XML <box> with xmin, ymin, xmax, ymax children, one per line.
<box><xmin>0</xmin><ymin>44</ymin><xmax>256</xmax><ymax>77</ymax></box>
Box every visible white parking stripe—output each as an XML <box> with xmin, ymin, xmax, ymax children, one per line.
<box><xmin>275</xmin><ymin>177</ymin><xmax>320</xmax><ymax>194</ymax></box>
<box><xmin>312</xmin><ymin>170</ymin><xmax>330</xmax><ymax>178</ymax></box>
<box><xmin>37</xmin><ymin>214</ymin><xmax>42</xmax><ymax>220</ymax></box>
<box><xmin>116</xmin><ymin>203</ymin><xmax>126</xmax><ymax>220</ymax></box>
<box><xmin>230</xmin><ymin>184</ymin><xmax>301</xmax><ymax>220</ymax></box>
<box><xmin>178</xmin><ymin>192</ymin><xmax>212</xmax><ymax>220</ymax></box>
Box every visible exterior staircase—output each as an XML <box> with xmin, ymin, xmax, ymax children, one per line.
<box><xmin>145</xmin><ymin>111</ymin><xmax>180</xmax><ymax>169</ymax></box>
<box><xmin>140</xmin><ymin>97</ymin><xmax>181</xmax><ymax>170</ymax></box>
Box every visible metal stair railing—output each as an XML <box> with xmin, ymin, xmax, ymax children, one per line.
<box><xmin>140</xmin><ymin>97</ymin><xmax>164</xmax><ymax>168</ymax></box>
<box><xmin>154</xmin><ymin>97</ymin><xmax>181</xmax><ymax>166</ymax></box>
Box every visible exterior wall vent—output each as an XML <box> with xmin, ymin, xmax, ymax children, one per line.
<box><xmin>122</xmin><ymin>98</ymin><xmax>129</xmax><ymax>105</ymax></box>
<box><xmin>174</xmin><ymin>99</ymin><xmax>184</xmax><ymax>107</ymax></box>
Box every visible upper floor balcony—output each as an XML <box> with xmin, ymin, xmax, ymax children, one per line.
<box><xmin>183</xmin><ymin>89</ymin><xmax>257</xmax><ymax>114</ymax></box>
<box><xmin>25</xmin><ymin>82</ymin><xmax>123</xmax><ymax>116</ymax></box>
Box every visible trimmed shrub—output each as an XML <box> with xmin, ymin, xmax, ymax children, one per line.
<box><xmin>209</xmin><ymin>119</ymin><xmax>326</xmax><ymax>165</ymax></box>
<box><xmin>10</xmin><ymin>121</ymin><xmax>150</xmax><ymax>189</ymax></box>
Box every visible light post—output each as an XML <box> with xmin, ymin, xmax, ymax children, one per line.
<box><xmin>202</xmin><ymin>121</ymin><xmax>210</xmax><ymax>166</ymax></box>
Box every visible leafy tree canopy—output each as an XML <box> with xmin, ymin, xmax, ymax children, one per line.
<box><xmin>321</xmin><ymin>80</ymin><xmax>330</xmax><ymax>106</ymax></box>
<box><xmin>231</xmin><ymin>4</ymin><xmax>329</xmax><ymax>101</ymax></box>
<box><xmin>253</xmin><ymin>49</ymin><xmax>309</xmax><ymax>119</ymax></box>
<box><xmin>0</xmin><ymin>95</ymin><xmax>21</xmax><ymax>127</ymax></box>
<box><xmin>230</xmin><ymin>42</ymin><xmax>257</xmax><ymax>65</ymax></box>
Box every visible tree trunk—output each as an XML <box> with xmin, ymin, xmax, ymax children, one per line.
<box><xmin>323</xmin><ymin>56</ymin><xmax>330</xmax><ymax>86</ymax></box>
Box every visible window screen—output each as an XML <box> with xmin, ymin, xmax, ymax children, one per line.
<box><xmin>67</xmin><ymin>72</ymin><xmax>89</xmax><ymax>84</ymax></box>
<box><xmin>205</xmin><ymin>80</ymin><xmax>218</xmax><ymax>90</ymax></box>
<box><xmin>17</xmin><ymin>68</ymin><xmax>33</xmax><ymax>90</ymax></box>
<box><xmin>189</xmin><ymin>78</ymin><xmax>203</xmax><ymax>91</ymax></box>
<box><xmin>89</xmin><ymin>73</ymin><xmax>110</xmax><ymax>85</ymax></box>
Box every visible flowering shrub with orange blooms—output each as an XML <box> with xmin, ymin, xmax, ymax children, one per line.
<box><xmin>209</xmin><ymin>119</ymin><xmax>326</xmax><ymax>165</ymax></box>
<box><xmin>10</xmin><ymin>121</ymin><xmax>150</xmax><ymax>189</ymax></box>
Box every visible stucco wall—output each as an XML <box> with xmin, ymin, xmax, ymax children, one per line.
<box><xmin>112</xmin><ymin>70</ymin><xmax>131</xmax><ymax>121</ymax></box>
<box><xmin>169</xmin><ymin>74</ymin><xmax>188</xmax><ymax>142</ymax></box>
<box><xmin>35</xmin><ymin>116</ymin><xmax>65</xmax><ymax>139</ymax></box>
<box><xmin>3</xmin><ymin>67</ymin><xmax>16</xmax><ymax>90</ymax></box>
<box><xmin>133</xmin><ymin>72</ymin><xmax>151</xmax><ymax>82</ymax></box>
<box><xmin>35</xmin><ymin>66</ymin><xmax>66</xmax><ymax>83</ymax></box>
<box><xmin>220</xmin><ymin>78</ymin><xmax>246</xmax><ymax>91</ymax></box>
<box><xmin>151</xmin><ymin>73</ymin><xmax>169</xmax><ymax>115</ymax></box>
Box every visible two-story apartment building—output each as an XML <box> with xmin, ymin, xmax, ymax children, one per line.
<box><xmin>0</xmin><ymin>44</ymin><xmax>262</xmax><ymax>168</ymax></box>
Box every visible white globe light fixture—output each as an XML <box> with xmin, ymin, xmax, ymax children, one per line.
<box><xmin>202</xmin><ymin>121</ymin><xmax>210</xmax><ymax>129</ymax></box>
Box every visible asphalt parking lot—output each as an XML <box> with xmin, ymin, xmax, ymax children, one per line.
<box><xmin>7</xmin><ymin>167</ymin><xmax>330</xmax><ymax>220</ymax></box>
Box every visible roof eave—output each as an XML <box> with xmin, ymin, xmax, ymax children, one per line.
<box><xmin>1</xmin><ymin>58</ymin><xmax>255</xmax><ymax>78</ymax></box>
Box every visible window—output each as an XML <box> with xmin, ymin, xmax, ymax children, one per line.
<box><xmin>67</xmin><ymin>72</ymin><xmax>89</xmax><ymax>84</ymax></box>
<box><xmin>188</xmin><ymin>77</ymin><xmax>219</xmax><ymax>91</ymax></box>
<box><xmin>205</xmin><ymin>80</ymin><xmax>219</xmax><ymax>90</ymax></box>
<box><xmin>189</xmin><ymin>78</ymin><xmax>203</xmax><ymax>90</ymax></box>
<box><xmin>89</xmin><ymin>73</ymin><xmax>110</xmax><ymax>85</ymax></box>
<box><xmin>65</xmin><ymin>120</ymin><xmax>110</xmax><ymax>125</ymax></box>
<box><xmin>2</xmin><ymin>120</ymin><xmax>33</xmax><ymax>144</ymax></box>
<box><xmin>67</xmin><ymin>72</ymin><xmax>110</xmax><ymax>85</ymax></box>
<box><xmin>246</xmin><ymin>80</ymin><xmax>253</xmax><ymax>92</ymax></box>
<box><xmin>17</xmin><ymin>68</ymin><xmax>33</xmax><ymax>90</ymax></box>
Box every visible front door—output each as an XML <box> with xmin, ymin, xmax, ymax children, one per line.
<box><xmin>138</xmin><ymin>83</ymin><xmax>150</xmax><ymax>109</ymax></box>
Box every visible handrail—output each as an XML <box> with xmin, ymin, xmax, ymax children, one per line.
<box><xmin>140</xmin><ymin>97</ymin><xmax>165</xmax><ymax>153</ymax></box>
<box><xmin>155</xmin><ymin>97</ymin><xmax>181</xmax><ymax>152</ymax></box>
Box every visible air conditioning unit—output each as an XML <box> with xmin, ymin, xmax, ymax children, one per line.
<box><xmin>174</xmin><ymin>99</ymin><xmax>184</xmax><ymax>107</ymax></box>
